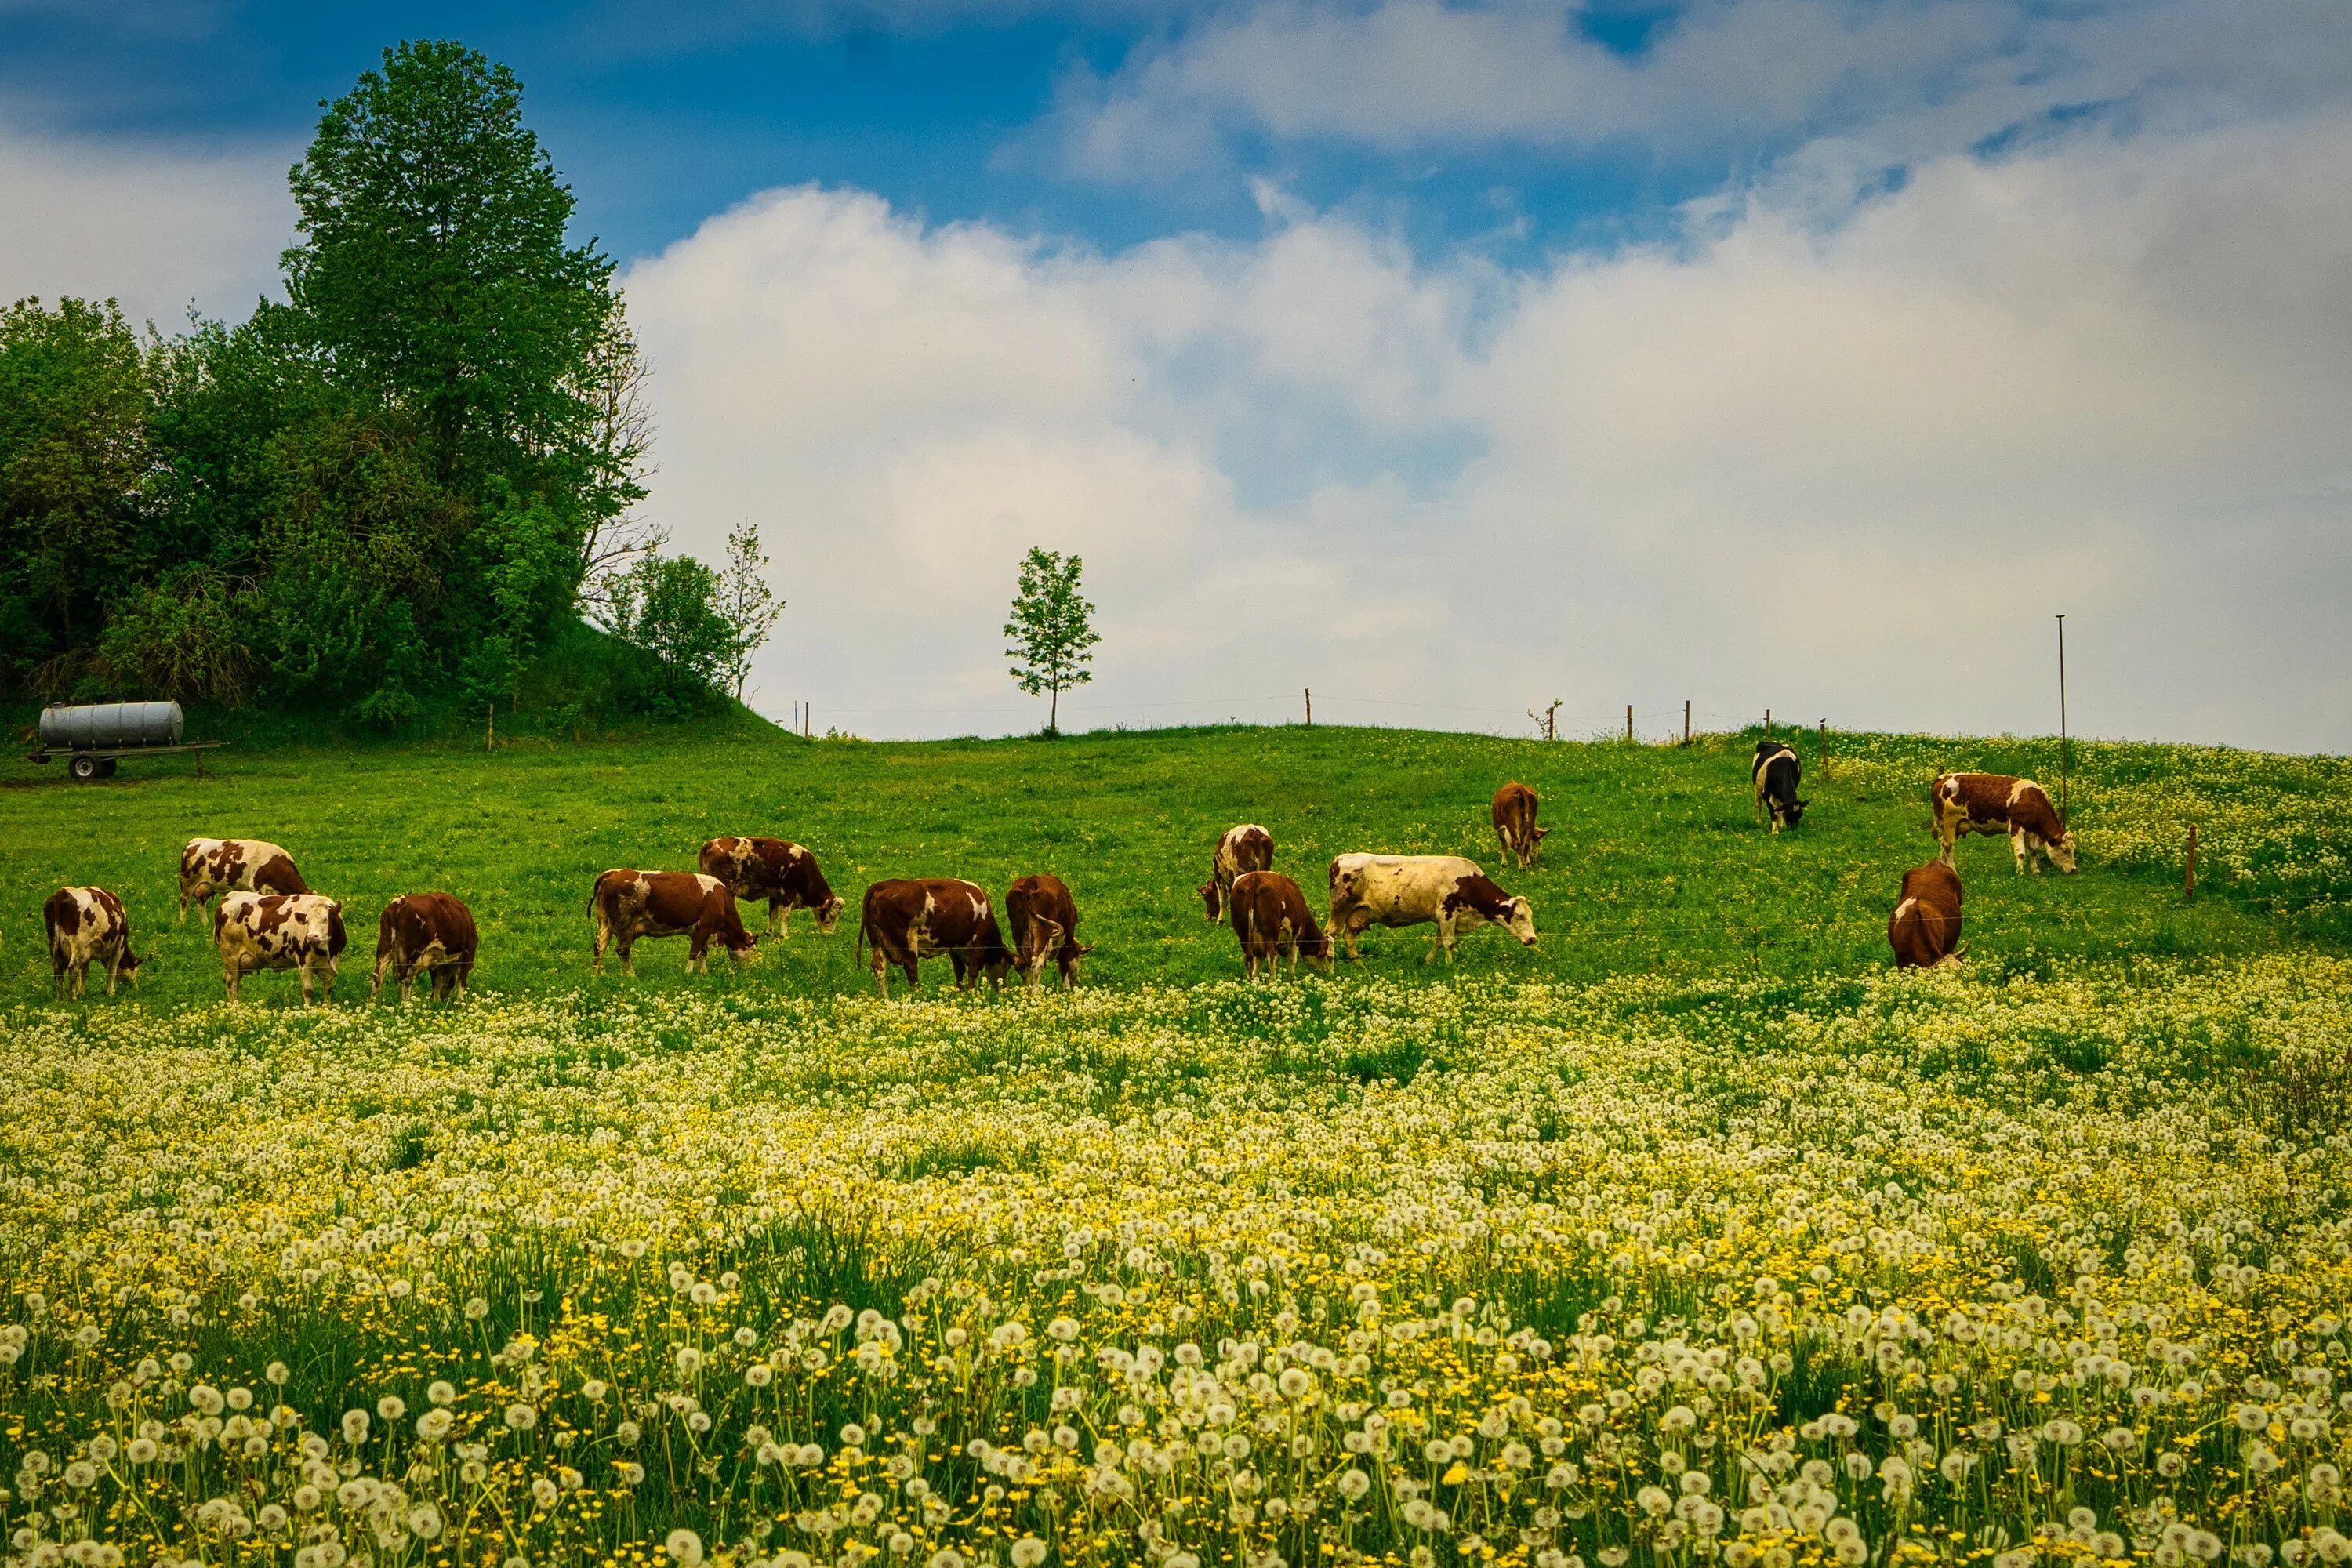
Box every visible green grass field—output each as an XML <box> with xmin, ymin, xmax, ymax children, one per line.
<box><xmin>6</xmin><ymin>721</ymin><xmax>2352</xmax><ymax>1568</ymax></box>
<box><xmin>3</xmin><ymin>720</ymin><xmax>2344</xmax><ymax>1005</ymax></box>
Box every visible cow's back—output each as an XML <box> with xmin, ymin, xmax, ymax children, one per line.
<box><xmin>1491</xmin><ymin>782</ymin><xmax>1536</xmax><ymax>829</ymax></box>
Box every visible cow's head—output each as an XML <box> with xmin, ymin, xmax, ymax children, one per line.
<box><xmin>1777</xmin><ymin>797</ymin><xmax>1810</xmax><ymax>829</ymax></box>
<box><xmin>1199</xmin><ymin>880</ymin><xmax>1221</xmax><ymax>922</ymax></box>
<box><xmin>1305</xmin><ymin>929</ymin><xmax>1335</xmax><ymax>973</ymax></box>
<box><xmin>1532</xmin><ymin>825</ymin><xmax>1550</xmax><ymax>845</ymax></box>
<box><xmin>2047</xmin><ymin>830</ymin><xmax>2079</xmax><ymax>873</ymax></box>
<box><xmin>1502</xmin><ymin>897</ymin><xmax>1537</xmax><ymax>947</ymax></box>
<box><xmin>814</xmin><ymin>894</ymin><xmax>847</xmax><ymax>935</ymax></box>
<box><xmin>118</xmin><ymin>947</ymin><xmax>144</xmax><ymax>985</ymax></box>
<box><xmin>723</xmin><ymin>927</ymin><xmax>760</xmax><ymax>964</ymax></box>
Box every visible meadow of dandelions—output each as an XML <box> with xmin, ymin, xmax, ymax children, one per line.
<box><xmin>5</xmin><ymin>956</ymin><xmax>2352</xmax><ymax>1568</ymax></box>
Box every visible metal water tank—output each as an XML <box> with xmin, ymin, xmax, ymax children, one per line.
<box><xmin>38</xmin><ymin>702</ymin><xmax>185</xmax><ymax>750</ymax></box>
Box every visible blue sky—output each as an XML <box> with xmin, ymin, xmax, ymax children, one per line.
<box><xmin>0</xmin><ymin>1</ymin><xmax>1746</xmax><ymax>268</ymax></box>
<box><xmin>3</xmin><ymin>1</ymin><xmax>2350</xmax><ymax>749</ymax></box>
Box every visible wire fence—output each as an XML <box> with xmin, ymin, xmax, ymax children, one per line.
<box><xmin>762</xmin><ymin>691</ymin><xmax>1809</xmax><ymax>742</ymax></box>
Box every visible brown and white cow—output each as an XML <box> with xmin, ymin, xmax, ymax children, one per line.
<box><xmin>1888</xmin><ymin>860</ymin><xmax>1965</xmax><ymax>969</ymax></box>
<box><xmin>179</xmin><ymin>838</ymin><xmax>308</xmax><ymax>922</ymax></box>
<box><xmin>1490</xmin><ymin>782</ymin><xmax>1548</xmax><ymax>869</ymax></box>
<box><xmin>372</xmin><ymin>892</ymin><xmax>478</xmax><ymax>1003</ymax></box>
<box><xmin>1228</xmin><ymin>869</ymin><xmax>1332</xmax><ymax>981</ymax></box>
<box><xmin>858</xmin><ymin>879</ymin><xmax>1011</xmax><ymax>997</ymax></box>
<box><xmin>1327</xmin><ymin>853</ymin><xmax>1537</xmax><ymax>964</ymax></box>
<box><xmin>1004</xmin><ymin>873</ymin><xmax>1090</xmax><ymax>989</ymax></box>
<box><xmin>1199</xmin><ymin>824</ymin><xmax>1275</xmax><ymax>922</ymax></box>
<box><xmin>216</xmin><ymin>891</ymin><xmax>346</xmax><ymax>1005</ymax></box>
<box><xmin>1933</xmin><ymin>772</ymin><xmax>2078</xmax><ymax>873</ymax></box>
<box><xmin>43</xmin><ymin>886</ymin><xmax>141</xmax><ymax>998</ymax></box>
<box><xmin>590</xmin><ymin>871</ymin><xmax>756</xmax><ymax>975</ymax></box>
<box><xmin>697</xmin><ymin>837</ymin><xmax>846</xmax><ymax>937</ymax></box>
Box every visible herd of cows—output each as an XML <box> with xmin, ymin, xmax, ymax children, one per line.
<box><xmin>34</xmin><ymin>742</ymin><xmax>2082</xmax><ymax>1004</ymax></box>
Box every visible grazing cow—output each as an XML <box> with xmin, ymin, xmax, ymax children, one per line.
<box><xmin>1327</xmin><ymin>854</ymin><xmax>1537</xmax><ymax>964</ymax></box>
<box><xmin>1228</xmin><ymin>870</ymin><xmax>1332</xmax><ymax>981</ymax></box>
<box><xmin>697</xmin><ymin>837</ymin><xmax>845</xmax><ymax>937</ymax></box>
<box><xmin>372</xmin><ymin>893</ymin><xmax>478</xmax><ymax>1003</ymax></box>
<box><xmin>858</xmin><ymin>879</ymin><xmax>1011</xmax><ymax>997</ymax></box>
<box><xmin>1490</xmin><ymin>782</ymin><xmax>1548</xmax><ymax>869</ymax></box>
<box><xmin>1199</xmin><ymin>825</ymin><xmax>1275</xmax><ymax>922</ymax></box>
<box><xmin>1752</xmin><ymin>742</ymin><xmax>1808</xmax><ymax>833</ymax></box>
<box><xmin>178</xmin><ymin>838</ymin><xmax>307</xmax><ymax>921</ymax></box>
<box><xmin>216</xmin><ymin>891</ymin><xmax>346</xmax><ymax>1005</ymax></box>
<box><xmin>1933</xmin><ymin>772</ymin><xmax>2078</xmax><ymax>873</ymax></box>
<box><xmin>43</xmin><ymin>886</ymin><xmax>140</xmax><ymax>998</ymax></box>
<box><xmin>589</xmin><ymin>870</ymin><xmax>756</xmax><ymax>975</ymax></box>
<box><xmin>1888</xmin><ymin>861</ymin><xmax>1965</xmax><ymax>969</ymax></box>
<box><xmin>1004</xmin><ymin>873</ymin><xmax>1090</xmax><ymax>990</ymax></box>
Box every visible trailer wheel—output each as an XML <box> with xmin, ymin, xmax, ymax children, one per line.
<box><xmin>70</xmin><ymin>754</ymin><xmax>100</xmax><ymax>782</ymax></box>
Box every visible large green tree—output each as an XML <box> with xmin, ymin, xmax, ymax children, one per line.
<box><xmin>285</xmin><ymin>41</ymin><xmax>619</xmax><ymax>500</ymax></box>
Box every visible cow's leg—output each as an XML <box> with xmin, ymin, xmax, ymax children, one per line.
<box><xmin>296</xmin><ymin>960</ymin><xmax>314</xmax><ymax>1007</ymax></box>
<box><xmin>591</xmin><ymin>914</ymin><xmax>610</xmax><ymax>975</ymax></box>
<box><xmin>688</xmin><ymin>931</ymin><xmax>710</xmax><ymax>975</ymax></box>
<box><xmin>768</xmin><ymin>898</ymin><xmax>787</xmax><ymax>938</ymax></box>
<box><xmin>319</xmin><ymin>959</ymin><xmax>337</xmax><ymax>1005</ymax></box>
<box><xmin>619</xmin><ymin>937</ymin><xmax>637</xmax><ymax>977</ymax></box>
<box><xmin>70</xmin><ymin>959</ymin><xmax>89</xmax><ymax>1000</ymax></box>
<box><xmin>872</xmin><ymin>949</ymin><xmax>890</xmax><ymax>999</ymax></box>
<box><xmin>371</xmin><ymin>949</ymin><xmax>391</xmax><ymax>1001</ymax></box>
<box><xmin>223</xmin><ymin>961</ymin><xmax>241</xmax><ymax>1002</ymax></box>
<box><xmin>103</xmin><ymin>954</ymin><xmax>121</xmax><ymax>997</ymax></box>
<box><xmin>2012</xmin><ymin>829</ymin><xmax>2030</xmax><ymax>874</ymax></box>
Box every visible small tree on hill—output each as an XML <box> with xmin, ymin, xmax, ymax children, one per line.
<box><xmin>1004</xmin><ymin>546</ymin><xmax>1098</xmax><ymax>735</ymax></box>
<box><xmin>716</xmin><ymin>521</ymin><xmax>782</xmax><ymax>702</ymax></box>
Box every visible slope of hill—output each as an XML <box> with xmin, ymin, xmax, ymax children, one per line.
<box><xmin>2</xmin><ymin>722</ymin><xmax>2343</xmax><ymax>1004</ymax></box>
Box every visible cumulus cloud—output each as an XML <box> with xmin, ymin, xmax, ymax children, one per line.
<box><xmin>0</xmin><ymin>117</ymin><xmax>291</xmax><ymax>327</ymax></box>
<box><xmin>626</xmin><ymin>110</ymin><xmax>2352</xmax><ymax>749</ymax></box>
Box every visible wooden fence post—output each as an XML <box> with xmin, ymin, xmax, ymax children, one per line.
<box><xmin>1305</xmin><ymin>688</ymin><xmax>1312</xmax><ymax>726</ymax></box>
<box><xmin>1765</xmin><ymin>708</ymin><xmax>1772</xmax><ymax>736</ymax></box>
<box><xmin>487</xmin><ymin>702</ymin><xmax>494</xmax><ymax>752</ymax></box>
<box><xmin>1819</xmin><ymin>718</ymin><xmax>1828</xmax><ymax>776</ymax></box>
<box><xmin>2186</xmin><ymin>824</ymin><xmax>2198</xmax><ymax>902</ymax></box>
<box><xmin>1683</xmin><ymin>699</ymin><xmax>1690</xmax><ymax>746</ymax></box>
<box><xmin>1625</xmin><ymin>704</ymin><xmax>1634</xmax><ymax>743</ymax></box>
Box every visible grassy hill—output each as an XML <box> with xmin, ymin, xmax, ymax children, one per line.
<box><xmin>2</xmin><ymin>719</ymin><xmax>2344</xmax><ymax>1005</ymax></box>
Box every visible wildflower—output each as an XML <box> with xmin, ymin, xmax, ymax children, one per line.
<box><xmin>504</xmin><ymin>1403</ymin><xmax>538</xmax><ymax>1430</ymax></box>
<box><xmin>339</xmin><ymin>1410</ymin><xmax>369</xmax><ymax>1445</ymax></box>
<box><xmin>666</xmin><ymin>1530</ymin><xmax>705</xmax><ymax>1567</ymax></box>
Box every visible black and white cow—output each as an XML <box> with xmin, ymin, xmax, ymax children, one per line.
<box><xmin>1752</xmin><ymin>741</ymin><xmax>1808</xmax><ymax>833</ymax></box>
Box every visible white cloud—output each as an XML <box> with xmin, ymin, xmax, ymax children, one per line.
<box><xmin>626</xmin><ymin>111</ymin><xmax>2352</xmax><ymax>750</ymax></box>
<box><xmin>1054</xmin><ymin>0</ymin><xmax>2352</xmax><ymax>190</ymax></box>
<box><xmin>0</xmin><ymin>118</ymin><xmax>291</xmax><ymax>327</ymax></box>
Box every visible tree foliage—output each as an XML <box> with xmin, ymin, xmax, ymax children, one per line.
<box><xmin>1004</xmin><ymin>546</ymin><xmax>1098</xmax><ymax>735</ymax></box>
<box><xmin>0</xmin><ymin>40</ymin><xmax>660</xmax><ymax>729</ymax></box>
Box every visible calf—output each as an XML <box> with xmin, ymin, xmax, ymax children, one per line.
<box><xmin>1888</xmin><ymin>860</ymin><xmax>1965</xmax><ymax>969</ymax></box>
<box><xmin>1327</xmin><ymin>853</ymin><xmax>1537</xmax><ymax>964</ymax></box>
<box><xmin>1004</xmin><ymin>873</ymin><xmax>1090</xmax><ymax>989</ymax></box>
<box><xmin>858</xmin><ymin>879</ymin><xmax>1011</xmax><ymax>997</ymax></box>
<box><xmin>1490</xmin><ymin>782</ymin><xmax>1548</xmax><ymax>869</ymax></box>
<box><xmin>1199</xmin><ymin>824</ymin><xmax>1275</xmax><ymax>922</ymax></box>
<box><xmin>698</xmin><ymin>837</ymin><xmax>845</xmax><ymax>937</ymax></box>
<box><xmin>216</xmin><ymin>891</ymin><xmax>346</xmax><ymax>1005</ymax></box>
<box><xmin>1752</xmin><ymin>742</ymin><xmax>1808</xmax><ymax>833</ymax></box>
<box><xmin>179</xmin><ymin>838</ymin><xmax>307</xmax><ymax>921</ymax></box>
<box><xmin>1933</xmin><ymin>772</ymin><xmax>2077</xmax><ymax>873</ymax></box>
<box><xmin>372</xmin><ymin>892</ymin><xmax>478</xmax><ymax>1003</ymax></box>
<box><xmin>590</xmin><ymin>870</ymin><xmax>756</xmax><ymax>975</ymax></box>
<box><xmin>1228</xmin><ymin>870</ymin><xmax>1332</xmax><ymax>980</ymax></box>
<box><xmin>43</xmin><ymin>886</ymin><xmax>141</xmax><ymax>998</ymax></box>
